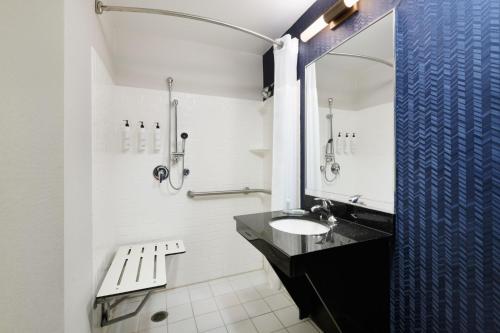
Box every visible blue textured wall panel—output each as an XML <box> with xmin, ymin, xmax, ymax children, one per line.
<box><xmin>393</xmin><ymin>0</ymin><xmax>499</xmax><ymax>332</ymax></box>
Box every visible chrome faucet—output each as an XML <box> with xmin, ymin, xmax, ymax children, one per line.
<box><xmin>311</xmin><ymin>198</ymin><xmax>337</xmax><ymax>225</ymax></box>
<box><xmin>348</xmin><ymin>194</ymin><xmax>363</xmax><ymax>204</ymax></box>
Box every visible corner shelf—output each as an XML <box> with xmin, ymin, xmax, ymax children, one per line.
<box><xmin>249</xmin><ymin>148</ymin><xmax>272</xmax><ymax>156</ymax></box>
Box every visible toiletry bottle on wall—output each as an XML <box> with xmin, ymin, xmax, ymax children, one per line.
<box><xmin>343</xmin><ymin>133</ymin><xmax>350</xmax><ymax>155</ymax></box>
<box><xmin>138</xmin><ymin>121</ymin><xmax>146</xmax><ymax>152</ymax></box>
<box><xmin>350</xmin><ymin>133</ymin><xmax>357</xmax><ymax>154</ymax></box>
<box><xmin>335</xmin><ymin>132</ymin><xmax>342</xmax><ymax>155</ymax></box>
<box><xmin>122</xmin><ymin>120</ymin><xmax>131</xmax><ymax>152</ymax></box>
<box><xmin>153</xmin><ymin>122</ymin><xmax>161</xmax><ymax>152</ymax></box>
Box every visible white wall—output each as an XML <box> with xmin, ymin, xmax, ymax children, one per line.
<box><xmin>92</xmin><ymin>69</ymin><xmax>270</xmax><ymax>291</ymax></box>
<box><xmin>64</xmin><ymin>0</ymin><xmax>115</xmax><ymax>332</ymax></box>
<box><xmin>0</xmin><ymin>1</ymin><xmax>64</xmax><ymax>332</ymax></box>
<box><xmin>113</xmin><ymin>32</ymin><xmax>264</xmax><ymax>100</ymax></box>
<box><xmin>307</xmin><ymin>103</ymin><xmax>395</xmax><ymax>213</ymax></box>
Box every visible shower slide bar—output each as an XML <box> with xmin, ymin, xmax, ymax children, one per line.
<box><xmin>95</xmin><ymin>1</ymin><xmax>284</xmax><ymax>49</ymax></box>
<box><xmin>187</xmin><ymin>187</ymin><xmax>271</xmax><ymax>198</ymax></box>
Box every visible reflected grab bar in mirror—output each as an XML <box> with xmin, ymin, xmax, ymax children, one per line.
<box><xmin>187</xmin><ymin>187</ymin><xmax>271</xmax><ymax>198</ymax></box>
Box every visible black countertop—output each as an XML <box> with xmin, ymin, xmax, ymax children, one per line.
<box><xmin>234</xmin><ymin>211</ymin><xmax>392</xmax><ymax>258</ymax></box>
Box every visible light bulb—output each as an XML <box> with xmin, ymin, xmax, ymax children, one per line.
<box><xmin>300</xmin><ymin>16</ymin><xmax>328</xmax><ymax>42</ymax></box>
<box><xmin>344</xmin><ymin>0</ymin><xmax>359</xmax><ymax>8</ymax></box>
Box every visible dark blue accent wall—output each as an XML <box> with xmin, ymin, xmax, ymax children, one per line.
<box><xmin>393</xmin><ymin>1</ymin><xmax>499</xmax><ymax>331</ymax></box>
<box><xmin>263</xmin><ymin>0</ymin><xmax>500</xmax><ymax>331</ymax></box>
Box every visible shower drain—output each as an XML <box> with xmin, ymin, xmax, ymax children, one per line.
<box><xmin>151</xmin><ymin>311</ymin><xmax>168</xmax><ymax>322</ymax></box>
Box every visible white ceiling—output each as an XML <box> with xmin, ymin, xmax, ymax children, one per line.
<box><xmin>99</xmin><ymin>0</ymin><xmax>316</xmax><ymax>99</ymax></box>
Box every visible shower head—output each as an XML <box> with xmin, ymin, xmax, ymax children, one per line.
<box><xmin>173</xmin><ymin>99</ymin><xmax>178</xmax><ymax>106</ymax></box>
<box><xmin>181</xmin><ymin>132</ymin><xmax>188</xmax><ymax>153</ymax></box>
<box><xmin>167</xmin><ymin>77</ymin><xmax>174</xmax><ymax>89</ymax></box>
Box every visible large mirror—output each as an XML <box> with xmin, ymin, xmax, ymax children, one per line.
<box><xmin>305</xmin><ymin>12</ymin><xmax>395</xmax><ymax>213</ymax></box>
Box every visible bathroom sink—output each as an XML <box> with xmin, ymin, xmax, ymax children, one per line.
<box><xmin>269</xmin><ymin>219</ymin><xmax>329</xmax><ymax>235</ymax></box>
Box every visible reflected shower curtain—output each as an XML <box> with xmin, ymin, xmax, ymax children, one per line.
<box><xmin>271</xmin><ymin>34</ymin><xmax>300</xmax><ymax>211</ymax></box>
<box><xmin>305</xmin><ymin>64</ymin><xmax>322</xmax><ymax>191</ymax></box>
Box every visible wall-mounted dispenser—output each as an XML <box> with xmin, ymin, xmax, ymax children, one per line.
<box><xmin>138</xmin><ymin>121</ymin><xmax>146</xmax><ymax>152</ymax></box>
<box><xmin>343</xmin><ymin>132</ymin><xmax>350</xmax><ymax>155</ymax></box>
<box><xmin>153</xmin><ymin>122</ymin><xmax>161</xmax><ymax>152</ymax></box>
<box><xmin>350</xmin><ymin>133</ymin><xmax>357</xmax><ymax>154</ymax></box>
<box><xmin>122</xmin><ymin>120</ymin><xmax>130</xmax><ymax>151</ymax></box>
<box><xmin>335</xmin><ymin>132</ymin><xmax>342</xmax><ymax>155</ymax></box>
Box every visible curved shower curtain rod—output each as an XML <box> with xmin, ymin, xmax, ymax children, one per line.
<box><xmin>95</xmin><ymin>1</ymin><xmax>284</xmax><ymax>49</ymax></box>
<box><xmin>328</xmin><ymin>52</ymin><xmax>394</xmax><ymax>67</ymax></box>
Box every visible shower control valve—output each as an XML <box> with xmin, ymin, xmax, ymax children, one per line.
<box><xmin>183</xmin><ymin>169</ymin><xmax>190</xmax><ymax>177</ymax></box>
<box><xmin>153</xmin><ymin>165</ymin><xmax>169</xmax><ymax>183</ymax></box>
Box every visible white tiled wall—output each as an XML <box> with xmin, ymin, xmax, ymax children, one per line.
<box><xmin>92</xmin><ymin>55</ymin><xmax>270</xmax><ymax>290</ymax></box>
<box><xmin>307</xmin><ymin>103</ymin><xmax>395</xmax><ymax>213</ymax></box>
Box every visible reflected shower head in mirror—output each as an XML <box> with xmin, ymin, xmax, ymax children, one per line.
<box><xmin>181</xmin><ymin>132</ymin><xmax>188</xmax><ymax>153</ymax></box>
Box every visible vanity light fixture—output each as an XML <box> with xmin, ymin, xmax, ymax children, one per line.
<box><xmin>300</xmin><ymin>0</ymin><xmax>360</xmax><ymax>42</ymax></box>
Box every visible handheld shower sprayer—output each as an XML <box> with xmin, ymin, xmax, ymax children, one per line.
<box><xmin>320</xmin><ymin>97</ymin><xmax>340</xmax><ymax>182</ymax></box>
<box><xmin>181</xmin><ymin>132</ymin><xmax>188</xmax><ymax>154</ymax></box>
<box><xmin>153</xmin><ymin>76</ymin><xmax>190</xmax><ymax>189</ymax></box>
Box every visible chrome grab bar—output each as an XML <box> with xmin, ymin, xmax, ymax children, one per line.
<box><xmin>187</xmin><ymin>187</ymin><xmax>271</xmax><ymax>198</ymax></box>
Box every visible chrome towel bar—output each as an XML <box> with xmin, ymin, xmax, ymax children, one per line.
<box><xmin>187</xmin><ymin>187</ymin><xmax>271</xmax><ymax>198</ymax></box>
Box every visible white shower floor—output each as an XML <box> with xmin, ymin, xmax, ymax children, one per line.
<box><xmin>107</xmin><ymin>269</ymin><xmax>322</xmax><ymax>333</ymax></box>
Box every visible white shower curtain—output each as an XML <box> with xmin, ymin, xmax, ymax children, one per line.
<box><xmin>305</xmin><ymin>64</ymin><xmax>322</xmax><ymax>192</ymax></box>
<box><xmin>265</xmin><ymin>34</ymin><xmax>300</xmax><ymax>290</ymax></box>
<box><xmin>271</xmin><ymin>34</ymin><xmax>300</xmax><ymax>211</ymax></box>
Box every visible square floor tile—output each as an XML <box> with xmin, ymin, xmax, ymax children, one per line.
<box><xmin>189</xmin><ymin>282</ymin><xmax>210</xmax><ymax>290</ymax></box>
<box><xmin>236</xmin><ymin>287</ymin><xmax>261</xmax><ymax>303</ymax></box>
<box><xmin>138</xmin><ymin>326</ymin><xmax>168</xmax><ymax>333</ymax></box>
<box><xmin>143</xmin><ymin>293</ymin><xmax>167</xmax><ymax>312</ymax></box>
<box><xmin>220</xmin><ymin>304</ymin><xmax>249</xmax><ymax>324</ymax></box>
<box><xmin>273</xmin><ymin>305</ymin><xmax>304</xmax><ymax>327</ymax></box>
<box><xmin>192</xmin><ymin>298</ymin><xmax>218</xmax><ymax>316</ymax></box>
<box><xmin>190</xmin><ymin>285</ymin><xmax>213</xmax><ymax>301</ymax></box>
<box><xmin>166</xmin><ymin>287</ymin><xmax>188</xmax><ymax>295</ymax></box>
<box><xmin>263</xmin><ymin>293</ymin><xmax>292</xmax><ymax>311</ymax></box>
<box><xmin>204</xmin><ymin>327</ymin><xmax>228</xmax><ymax>333</ymax></box>
<box><xmin>242</xmin><ymin>299</ymin><xmax>272</xmax><ymax>318</ymax></box>
<box><xmin>195</xmin><ymin>311</ymin><xmax>225</xmax><ymax>332</ymax></box>
<box><xmin>168</xmin><ymin>317</ymin><xmax>197</xmax><ymax>333</ymax></box>
<box><xmin>230</xmin><ymin>276</ymin><xmax>254</xmax><ymax>291</ymax></box>
<box><xmin>251</xmin><ymin>312</ymin><xmax>284</xmax><ymax>333</ymax></box>
<box><xmin>246</xmin><ymin>271</ymin><xmax>268</xmax><ymax>286</ymax></box>
<box><xmin>166</xmin><ymin>290</ymin><xmax>190</xmax><ymax>307</ymax></box>
<box><xmin>286</xmin><ymin>321</ymin><xmax>318</xmax><ymax>333</ymax></box>
<box><xmin>138</xmin><ymin>309</ymin><xmax>167</xmax><ymax>332</ymax></box>
<box><xmin>108</xmin><ymin>314</ymin><xmax>139</xmax><ymax>333</ymax></box>
<box><xmin>226</xmin><ymin>319</ymin><xmax>258</xmax><ymax>333</ymax></box>
<box><xmin>211</xmin><ymin>280</ymin><xmax>234</xmax><ymax>296</ymax></box>
<box><xmin>215</xmin><ymin>292</ymin><xmax>240</xmax><ymax>309</ymax></box>
<box><xmin>167</xmin><ymin>303</ymin><xmax>193</xmax><ymax>323</ymax></box>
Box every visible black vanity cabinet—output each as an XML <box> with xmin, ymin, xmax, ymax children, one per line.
<box><xmin>234</xmin><ymin>211</ymin><xmax>392</xmax><ymax>333</ymax></box>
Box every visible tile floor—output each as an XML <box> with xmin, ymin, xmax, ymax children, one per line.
<box><xmin>107</xmin><ymin>270</ymin><xmax>322</xmax><ymax>333</ymax></box>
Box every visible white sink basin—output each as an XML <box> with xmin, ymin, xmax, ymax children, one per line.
<box><xmin>269</xmin><ymin>219</ymin><xmax>329</xmax><ymax>235</ymax></box>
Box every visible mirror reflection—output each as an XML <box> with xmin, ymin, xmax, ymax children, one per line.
<box><xmin>305</xmin><ymin>12</ymin><xmax>395</xmax><ymax>213</ymax></box>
